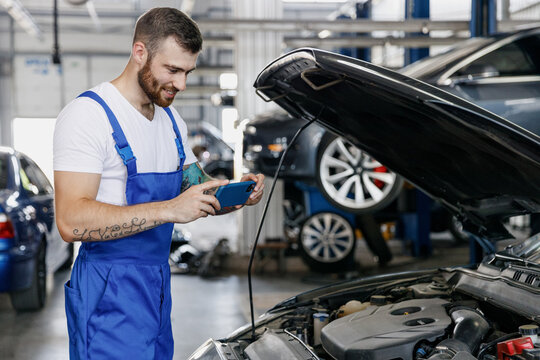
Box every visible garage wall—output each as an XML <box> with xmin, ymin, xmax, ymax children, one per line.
<box><xmin>0</xmin><ymin>16</ymin><xmax>13</xmax><ymax>146</ymax></box>
<box><xmin>235</xmin><ymin>0</ymin><xmax>284</xmax><ymax>255</ymax></box>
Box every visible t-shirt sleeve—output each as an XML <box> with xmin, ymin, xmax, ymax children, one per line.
<box><xmin>53</xmin><ymin>98</ymin><xmax>110</xmax><ymax>174</ymax></box>
<box><xmin>170</xmin><ymin>107</ymin><xmax>197</xmax><ymax>166</ymax></box>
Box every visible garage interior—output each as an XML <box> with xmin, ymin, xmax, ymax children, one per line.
<box><xmin>0</xmin><ymin>1</ymin><xmax>539</xmax><ymax>359</ymax></box>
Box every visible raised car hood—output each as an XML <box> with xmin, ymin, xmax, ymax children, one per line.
<box><xmin>254</xmin><ymin>48</ymin><xmax>540</xmax><ymax>239</ymax></box>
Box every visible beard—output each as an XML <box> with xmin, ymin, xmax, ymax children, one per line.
<box><xmin>137</xmin><ymin>59</ymin><xmax>177</xmax><ymax>108</ymax></box>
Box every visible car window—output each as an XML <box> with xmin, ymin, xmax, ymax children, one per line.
<box><xmin>0</xmin><ymin>153</ymin><xmax>9</xmax><ymax>189</ymax></box>
<box><xmin>19</xmin><ymin>156</ymin><xmax>53</xmax><ymax>196</ymax></box>
<box><xmin>400</xmin><ymin>37</ymin><xmax>492</xmax><ymax>78</ymax></box>
<box><xmin>454</xmin><ymin>35</ymin><xmax>540</xmax><ymax>77</ymax></box>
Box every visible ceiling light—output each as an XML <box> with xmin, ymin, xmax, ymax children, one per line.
<box><xmin>318</xmin><ymin>30</ymin><xmax>332</xmax><ymax>38</ymax></box>
<box><xmin>0</xmin><ymin>0</ymin><xmax>43</xmax><ymax>39</ymax></box>
<box><xmin>219</xmin><ymin>73</ymin><xmax>238</xmax><ymax>90</ymax></box>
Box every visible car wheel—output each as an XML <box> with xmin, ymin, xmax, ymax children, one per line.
<box><xmin>316</xmin><ymin>134</ymin><xmax>404</xmax><ymax>214</ymax></box>
<box><xmin>299</xmin><ymin>212</ymin><xmax>356</xmax><ymax>272</ymax></box>
<box><xmin>58</xmin><ymin>243</ymin><xmax>74</xmax><ymax>271</ymax></box>
<box><xmin>10</xmin><ymin>240</ymin><xmax>47</xmax><ymax>311</ymax></box>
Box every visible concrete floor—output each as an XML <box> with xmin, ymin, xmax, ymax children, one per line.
<box><xmin>0</xmin><ymin>234</ymin><xmax>472</xmax><ymax>360</ymax></box>
<box><xmin>0</xmin><ymin>268</ymin><xmax>318</xmax><ymax>359</ymax></box>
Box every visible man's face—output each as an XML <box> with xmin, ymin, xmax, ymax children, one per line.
<box><xmin>137</xmin><ymin>36</ymin><xmax>198</xmax><ymax>107</ymax></box>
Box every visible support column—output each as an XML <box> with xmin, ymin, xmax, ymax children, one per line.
<box><xmin>355</xmin><ymin>1</ymin><xmax>371</xmax><ymax>62</ymax></box>
<box><xmin>404</xmin><ymin>0</ymin><xmax>429</xmax><ymax>65</ymax></box>
<box><xmin>470</xmin><ymin>0</ymin><xmax>497</xmax><ymax>37</ymax></box>
<box><xmin>338</xmin><ymin>1</ymin><xmax>371</xmax><ymax>61</ymax></box>
<box><xmin>234</xmin><ymin>0</ymin><xmax>284</xmax><ymax>255</ymax></box>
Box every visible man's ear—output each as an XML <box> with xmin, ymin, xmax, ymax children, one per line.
<box><xmin>132</xmin><ymin>41</ymin><xmax>148</xmax><ymax>66</ymax></box>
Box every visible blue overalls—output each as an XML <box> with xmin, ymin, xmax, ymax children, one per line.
<box><xmin>64</xmin><ymin>91</ymin><xmax>185</xmax><ymax>359</ymax></box>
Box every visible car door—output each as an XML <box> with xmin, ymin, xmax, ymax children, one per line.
<box><xmin>17</xmin><ymin>155</ymin><xmax>59</xmax><ymax>270</ymax></box>
<box><xmin>439</xmin><ymin>32</ymin><xmax>540</xmax><ymax>135</ymax></box>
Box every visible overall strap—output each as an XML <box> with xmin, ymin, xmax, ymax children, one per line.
<box><xmin>77</xmin><ymin>91</ymin><xmax>138</xmax><ymax>176</ymax></box>
<box><xmin>163</xmin><ymin>107</ymin><xmax>186</xmax><ymax>170</ymax></box>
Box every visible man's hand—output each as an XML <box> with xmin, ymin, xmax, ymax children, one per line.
<box><xmin>165</xmin><ymin>179</ymin><xmax>229</xmax><ymax>223</ymax></box>
<box><xmin>240</xmin><ymin>173</ymin><xmax>265</xmax><ymax>206</ymax></box>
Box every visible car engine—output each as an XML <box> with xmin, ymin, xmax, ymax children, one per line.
<box><xmin>230</xmin><ymin>264</ymin><xmax>540</xmax><ymax>360</ymax></box>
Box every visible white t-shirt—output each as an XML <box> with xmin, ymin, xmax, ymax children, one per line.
<box><xmin>53</xmin><ymin>82</ymin><xmax>196</xmax><ymax>206</ymax></box>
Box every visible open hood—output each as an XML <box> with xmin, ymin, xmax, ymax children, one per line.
<box><xmin>254</xmin><ymin>48</ymin><xmax>540</xmax><ymax>239</ymax></box>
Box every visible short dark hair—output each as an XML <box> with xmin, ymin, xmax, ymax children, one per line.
<box><xmin>133</xmin><ymin>7</ymin><xmax>202</xmax><ymax>57</ymax></box>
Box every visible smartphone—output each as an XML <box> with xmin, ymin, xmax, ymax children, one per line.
<box><xmin>214</xmin><ymin>181</ymin><xmax>256</xmax><ymax>208</ymax></box>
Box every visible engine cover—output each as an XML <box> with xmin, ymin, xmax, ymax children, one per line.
<box><xmin>321</xmin><ymin>298</ymin><xmax>451</xmax><ymax>360</ymax></box>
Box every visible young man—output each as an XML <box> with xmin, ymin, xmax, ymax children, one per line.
<box><xmin>53</xmin><ymin>8</ymin><xmax>264</xmax><ymax>359</ymax></box>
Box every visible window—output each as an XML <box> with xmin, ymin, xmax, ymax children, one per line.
<box><xmin>454</xmin><ymin>35</ymin><xmax>540</xmax><ymax>78</ymax></box>
<box><xmin>19</xmin><ymin>156</ymin><xmax>53</xmax><ymax>196</ymax></box>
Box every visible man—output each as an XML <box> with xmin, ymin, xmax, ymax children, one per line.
<box><xmin>53</xmin><ymin>8</ymin><xmax>264</xmax><ymax>360</ymax></box>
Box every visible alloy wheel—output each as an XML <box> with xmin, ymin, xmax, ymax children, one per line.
<box><xmin>318</xmin><ymin>136</ymin><xmax>402</xmax><ymax>213</ymax></box>
<box><xmin>300</xmin><ymin>212</ymin><xmax>355</xmax><ymax>264</ymax></box>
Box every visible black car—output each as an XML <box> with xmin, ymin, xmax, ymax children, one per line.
<box><xmin>188</xmin><ymin>48</ymin><xmax>540</xmax><ymax>359</ymax></box>
<box><xmin>0</xmin><ymin>147</ymin><xmax>73</xmax><ymax>311</ymax></box>
<box><xmin>243</xmin><ymin>26</ymin><xmax>540</xmax><ymax>215</ymax></box>
<box><xmin>190</xmin><ymin>122</ymin><xmax>234</xmax><ymax>179</ymax></box>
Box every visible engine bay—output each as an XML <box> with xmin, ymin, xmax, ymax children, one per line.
<box><xmin>222</xmin><ymin>267</ymin><xmax>540</xmax><ymax>360</ymax></box>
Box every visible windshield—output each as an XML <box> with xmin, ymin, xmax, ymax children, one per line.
<box><xmin>400</xmin><ymin>37</ymin><xmax>493</xmax><ymax>78</ymax></box>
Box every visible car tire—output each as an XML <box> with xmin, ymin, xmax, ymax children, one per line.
<box><xmin>316</xmin><ymin>134</ymin><xmax>404</xmax><ymax>214</ymax></box>
<box><xmin>299</xmin><ymin>212</ymin><xmax>356</xmax><ymax>272</ymax></box>
<box><xmin>58</xmin><ymin>243</ymin><xmax>74</xmax><ymax>271</ymax></box>
<box><xmin>10</xmin><ymin>240</ymin><xmax>47</xmax><ymax>311</ymax></box>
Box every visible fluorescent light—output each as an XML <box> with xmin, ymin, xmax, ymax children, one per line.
<box><xmin>318</xmin><ymin>29</ymin><xmax>332</xmax><ymax>38</ymax></box>
<box><xmin>0</xmin><ymin>0</ymin><xmax>43</xmax><ymax>39</ymax></box>
<box><xmin>219</xmin><ymin>73</ymin><xmax>238</xmax><ymax>90</ymax></box>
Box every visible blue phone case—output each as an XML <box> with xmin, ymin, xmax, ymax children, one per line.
<box><xmin>215</xmin><ymin>181</ymin><xmax>256</xmax><ymax>207</ymax></box>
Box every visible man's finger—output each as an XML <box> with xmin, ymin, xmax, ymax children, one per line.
<box><xmin>201</xmin><ymin>194</ymin><xmax>221</xmax><ymax>211</ymax></box>
<box><xmin>200</xmin><ymin>179</ymin><xmax>229</xmax><ymax>191</ymax></box>
<box><xmin>200</xmin><ymin>203</ymin><xmax>216</xmax><ymax>215</ymax></box>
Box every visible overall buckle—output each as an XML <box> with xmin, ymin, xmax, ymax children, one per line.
<box><xmin>115</xmin><ymin>144</ymin><xmax>136</xmax><ymax>165</ymax></box>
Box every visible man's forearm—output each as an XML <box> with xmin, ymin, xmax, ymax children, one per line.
<box><xmin>58</xmin><ymin>199</ymin><xmax>168</xmax><ymax>242</ymax></box>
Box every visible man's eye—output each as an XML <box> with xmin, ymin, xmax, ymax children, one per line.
<box><xmin>169</xmin><ymin>69</ymin><xmax>178</xmax><ymax>74</ymax></box>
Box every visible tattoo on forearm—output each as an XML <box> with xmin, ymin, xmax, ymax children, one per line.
<box><xmin>181</xmin><ymin>163</ymin><xmax>214</xmax><ymax>193</ymax></box>
<box><xmin>72</xmin><ymin>218</ymin><xmax>164</xmax><ymax>241</ymax></box>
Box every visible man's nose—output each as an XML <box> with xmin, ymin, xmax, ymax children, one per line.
<box><xmin>173</xmin><ymin>74</ymin><xmax>187</xmax><ymax>92</ymax></box>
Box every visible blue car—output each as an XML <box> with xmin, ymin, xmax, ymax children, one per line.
<box><xmin>0</xmin><ymin>147</ymin><xmax>72</xmax><ymax>311</ymax></box>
